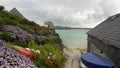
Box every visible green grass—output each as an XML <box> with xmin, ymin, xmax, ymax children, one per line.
<box><xmin>2</xmin><ymin>32</ymin><xmax>11</xmax><ymax>41</ymax></box>
<box><xmin>13</xmin><ymin>40</ymin><xmax>28</xmax><ymax>47</ymax></box>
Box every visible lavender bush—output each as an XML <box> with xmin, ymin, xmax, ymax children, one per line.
<box><xmin>0</xmin><ymin>40</ymin><xmax>37</xmax><ymax>68</ymax></box>
<box><xmin>2</xmin><ymin>25</ymin><xmax>33</xmax><ymax>42</ymax></box>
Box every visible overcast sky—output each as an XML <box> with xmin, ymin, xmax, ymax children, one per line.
<box><xmin>0</xmin><ymin>0</ymin><xmax>120</xmax><ymax>28</ymax></box>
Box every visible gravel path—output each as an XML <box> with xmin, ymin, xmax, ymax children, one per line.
<box><xmin>64</xmin><ymin>49</ymin><xmax>81</xmax><ymax>68</ymax></box>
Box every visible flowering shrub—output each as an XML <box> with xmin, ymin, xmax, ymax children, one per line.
<box><xmin>0</xmin><ymin>40</ymin><xmax>37</xmax><ymax>68</ymax></box>
<box><xmin>28</xmin><ymin>40</ymin><xmax>66</xmax><ymax>68</ymax></box>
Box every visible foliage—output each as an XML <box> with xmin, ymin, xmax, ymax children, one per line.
<box><xmin>0</xmin><ymin>10</ymin><xmax>42</xmax><ymax>31</ymax></box>
<box><xmin>0</xmin><ymin>11</ymin><xmax>21</xmax><ymax>26</ymax></box>
<box><xmin>13</xmin><ymin>40</ymin><xmax>28</xmax><ymax>47</ymax></box>
<box><xmin>2</xmin><ymin>32</ymin><xmax>11</xmax><ymax>41</ymax></box>
<box><xmin>44</xmin><ymin>20</ymin><xmax>54</xmax><ymax>30</ymax></box>
<box><xmin>0</xmin><ymin>9</ymin><xmax>56</xmax><ymax>36</ymax></box>
<box><xmin>0</xmin><ymin>6</ymin><xmax>4</xmax><ymax>11</ymax></box>
<box><xmin>28</xmin><ymin>40</ymin><xmax>66</xmax><ymax>68</ymax></box>
<box><xmin>0</xmin><ymin>5</ymin><xmax>65</xmax><ymax>68</ymax></box>
<box><xmin>0</xmin><ymin>40</ymin><xmax>37</xmax><ymax>68</ymax></box>
<box><xmin>7</xmin><ymin>42</ymin><xmax>18</xmax><ymax>51</ymax></box>
<box><xmin>34</xmin><ymin>61</ymin><xmax>46</xmax><ymax>68</ymax></box>
<box><xmin>42</xmin><ymin>37</ymin><xmax>55</xmax><ymax>44</ymax></box>
<box><xmin>28</xmin><ymin>39</ymin><xmax>38</xmax><ymax>46</ymax></box>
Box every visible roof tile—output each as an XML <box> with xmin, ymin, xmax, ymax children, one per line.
<box><xmin>88</xmin><ymin>13</ymin><xmax>120</xmax><ymax>48</ymax></box>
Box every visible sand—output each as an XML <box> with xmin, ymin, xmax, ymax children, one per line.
<box><xmin>64</xmin><ymin>48</ymin><xmax>86</xmax><ymax>68</ymax></box>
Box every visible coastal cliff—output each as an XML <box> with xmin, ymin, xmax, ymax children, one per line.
<box><xmin>0</xmin><ymin>5</ymin><xmax>65</xmax><ymax>68</ymax></box>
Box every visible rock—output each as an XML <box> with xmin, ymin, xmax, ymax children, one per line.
<box><xmin>33</xmin><ymin>35</ymin><xmax>42</xmax><ymax>45</ymax></box>
<box><xmin>0</xmin><ymin>39</ymin><xmax>37</xmax><ymax>68</ymax></box>
<box><xmin>29</xmin><ymin>29</ymin><xmax>35</xmax><ymax>34</ymax></box>
<box><xmin>58</xmin><ymin>44</ymin><xmax>64</xmax><ymax>50</ymax></box>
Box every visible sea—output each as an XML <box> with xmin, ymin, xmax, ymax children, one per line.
<box><xmin>56</xmin><ymin>29</ymin><xmax>90</xmax><ymax>49</ymax></box>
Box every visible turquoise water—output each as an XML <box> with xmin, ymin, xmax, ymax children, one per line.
<box><xmin>56</xmin><ymin>29</ymin><xmax>90</xmax><ymax>49</ymax></box>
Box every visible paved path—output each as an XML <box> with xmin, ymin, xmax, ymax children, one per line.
<box><xmin>64</xmin><ymin>50</ymin><xmax>81</xmax><ymax>68</ymax></box>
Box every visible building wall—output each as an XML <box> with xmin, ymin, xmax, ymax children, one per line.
<box><xmin>88</xmin><ymin>35</ymin><xmax>120</xmax><ymax>67</ymax></box>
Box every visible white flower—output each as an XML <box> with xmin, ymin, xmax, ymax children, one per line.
<box><xmin>53</xmin><ymin>55</ymin><xmax>56</xmax><ymax>59</ymax></box>
<box><xmin>35</xmin><ymin>50</ymin><xmax>40</xmax><ymax>54</ymax></box>
<box><xmin>47</xmin><ymin>56</ymin><xmax>50</xmax><ymax>59</ymax></box>
<box><xmin>49</xmin><ymin>53</ymin><xmax>52</xmax><ymax>55</ymax></box>
<box><xmin>26</xmin><ymin>48</ymin><xmax>30</xmax><ymax>51</ymax></box>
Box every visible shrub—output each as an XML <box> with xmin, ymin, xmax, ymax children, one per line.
<box><xmin>0</xmin><ymin>40</ymin><xmax>37</xmax><ymax>68</ymax></box>
<box><xmin>28</xmin><ymin>39</ymin><xmax>38</xmax><ymax>46</ymax></box>
<box><xmin>2</xmin><ymin>32</ymin><xmax>11</xmax><ymax>41</ymax></box>
<box><xmin>13</xmin><ymin>40</ymin><xmax>28</xmax><ymax>47</ymax></box>
<box><xmin>40</xmin><ymin>37</ymin><xmax>56</xmax><ymax>45</ymax></box>
<box><xmin>28</xmin><ymin>43</ymin><xmax>66</xmax><ymax>68</ymax></box>
<box><xmin>0</xmin><ymin>6</ymin><xmax>4</xmax><ymax>11</ymax></box>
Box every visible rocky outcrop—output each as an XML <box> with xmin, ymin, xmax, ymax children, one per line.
<box><xmin>33</xmin><ymin>35</ymin><xmax>43</xmax><ymax>45</ymax></box>
<box><xmin>0</xmin><ymin>40</ymin><xmax>37</xmax><ymax>68</ymax></box>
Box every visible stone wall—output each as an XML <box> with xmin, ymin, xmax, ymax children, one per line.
<box><xmin>88</xmin><ymin>35</ymin><xmax>120</xmax><ymax>67</ymax></box>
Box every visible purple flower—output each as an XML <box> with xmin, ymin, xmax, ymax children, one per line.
<box><xmin>0</xmin><ymin>40</ymin><xmax>37</xmax><ymax>68</ymax></box>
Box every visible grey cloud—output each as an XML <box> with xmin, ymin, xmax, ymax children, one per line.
<box><xmin>99</xmin><ymin>0</ymin><xmax>118</xmax><ymax>17</ymax></box>
<box><xmin>0</xmin><ymin>0</ymin><xmax>120</xmax><ymax>28</ymax></box>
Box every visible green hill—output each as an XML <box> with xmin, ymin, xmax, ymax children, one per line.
<box><xmin>0</xmin><ymin>5</ymin><xmax>65</xmax><ymax>68</ymax></box>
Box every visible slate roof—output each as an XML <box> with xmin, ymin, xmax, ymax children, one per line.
<box><xmin>87</xmin><ymin>13</ymin><xmax>120</xmax><ymax>48</ymax></box>
<box><xmin>9</xmin><ymin>7</ymin><xmax>25</xmax><ymax>18</ymax></box>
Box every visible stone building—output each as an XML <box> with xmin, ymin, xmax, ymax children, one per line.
<box><xmin>87</xmin><ymin>13</ymin><xmax>120</xmax><ymax>67</ymax></box>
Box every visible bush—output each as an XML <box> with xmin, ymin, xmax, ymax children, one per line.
<box><xmin>40</xmin><ymin>37</ymin><xmax>56</xmax><ymax>45</ymax></box>
<box><xmin>28</xmin><ymin>43</ymin><xmax>66</xmax><ymax>68</ymax></box>
<box><xmin>2</xmin><ymin>32</ymin><xmax>11</xmax><ymax>41</ymax></box>
<box><xmin>13</xmin><ymin>40</ymin><xmax>28</xmax><ymax>47</ymax></box>
<box><xmin>0</xmin><ymin>6</ymin><xmax>4</xmax><ymax>11</ymax></box>
<box><xmin>34</xmin><ymin>61</ymin><xmax>46</xmax><ymax>68</ymax></box>
<box><xmin>28</xmin><ymin>39</ymin><xmax>38</xmax><ymax>46</ymax></box>
<box><xmin>0</xmin><ymin>12</ymin><xmax>20</xmax><ymax>26</ymax></box>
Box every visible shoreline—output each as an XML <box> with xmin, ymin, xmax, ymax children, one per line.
<box><xmin>63</xmin><ymin>45</ymin><xmax>87</xmax><ymax>53</ymax></box>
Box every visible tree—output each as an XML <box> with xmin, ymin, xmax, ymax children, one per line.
<box><xmin>0</xmin><ymin>6</ymin><xmax>4</xmax><ymax>11</ymax></box>
<box><xmin>44</xmin><ymin>21</ymin><xmax>54</xmax><ymax>30</ymax></box>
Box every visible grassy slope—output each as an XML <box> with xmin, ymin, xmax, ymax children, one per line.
<box><xmin>0</xmin><ymin>6</ymin><xmax>65</xmax><ymax>68</ymax></box>
<box><xmin>0</xmin><ymin>10</ymin><xmax>56</xmax><ymax>36</ymax></box>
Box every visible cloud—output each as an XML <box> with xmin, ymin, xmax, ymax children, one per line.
<box><xmin>0</xmin><ymin>0</ymin><xmax>120</xmax><ymax>28</ymax></box>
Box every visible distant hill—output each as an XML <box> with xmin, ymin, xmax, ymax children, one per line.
<box><xmin>71</xmin><ymin>27</ymin><xmax>92</xmax><ymax>29</ymax></box>
<box><xmin>55</xmin><ymin>26</ymin><xmax>92</xmax><ymax>30</ymax></box>
<box><xmin>54</xmin><ymin>26</ymin><xmax>72</xmax><ymax>29</ymax></box>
